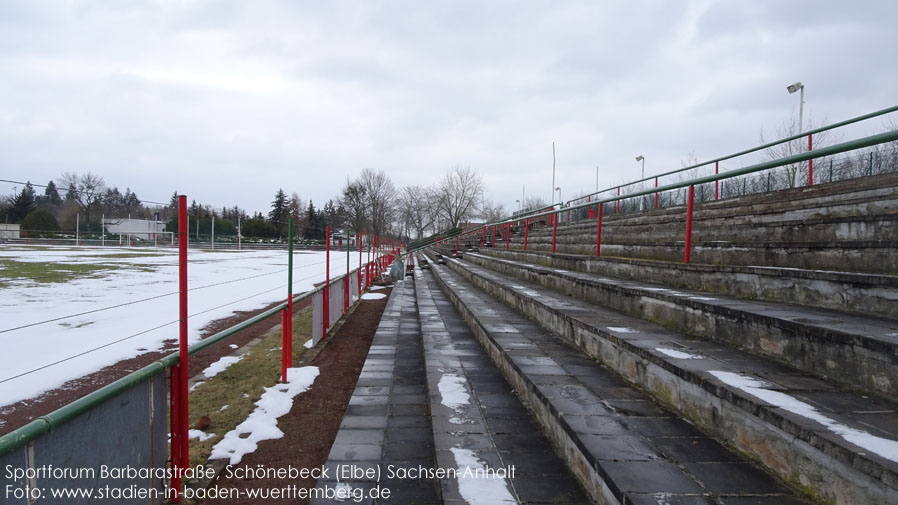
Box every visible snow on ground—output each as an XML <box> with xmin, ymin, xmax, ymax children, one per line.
<box><xmin>0</xmin><ymin>245</ymin><xmax>351</xmax><ymax>405</ymax></box>
<box><xmin>655</xmin><ymin>348</ymin><xmax>704</xmax><ymax>359</ymax></box>
<box><xmin>360</xmin><ymin>292</ymin><xmax>386</xmax><ymax>300</ymax></box>
<box><xmin>209</xmin><ymin>366</ymin><xmax>319</xmax><ymax>465</ymax></box>
<box><xmin>202</xmin><ymin>355</ymin><xmax>244</xmax><ymax>379</ymax></box>
<box><xmin>608</xmin><ymin>327</ymin><xmax>638</xmax><ymax>333</ymax></box>
<box><xmin>450</xmin><ymin>447</ymin><xmax>516</xmax><ymax>504</ymax></box>
<box><xmin>710</xmin><ymin>370</ymin><xmax>898</xmax><ymax>463</ymax></box>
<box><xmin>188</xmin><ymin>429</ymin><xmax>215</xmax><ymax>442</ymax></box>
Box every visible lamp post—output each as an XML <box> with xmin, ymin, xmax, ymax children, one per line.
<box><xmin>787</xmin><ymin>81</ymin><xmax>804</xmax><ymax>134</ymax></box>
<box><xmin>635</xmin><ymin>156</ymin><xmax>645</xmax><ymax>210</ymax></box>
<box><xmin>787</xmin><ymin>81</ymin><xmax>806</xmax><ymax>186</ymax></box>
<box><xmin>555</xmin><ymin>186</ymin><xmax>561</xmax><ymax>206</ymax></box>
<box><xmin>516</xmin><ymin>199</ymin><xmax>521</xmax><ymax>213</ymax></box>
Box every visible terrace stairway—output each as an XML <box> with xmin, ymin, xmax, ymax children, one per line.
<box><xmin>319</xmin><ymin>174</ymin><xmax>898</xmax><ymax>504</ymax></box>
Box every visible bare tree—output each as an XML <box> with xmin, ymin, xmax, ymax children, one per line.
<box><xmin>760</xmin><ymin>114</ymin><xmax>839</xmax><ymax>188</ymax></box>
<box><xmin>398</xmin><ymin>185</ymin><xmax>433</xmax><ymax>240</ymax></box>
<box><xmin>60</xmin><ymin>172</ymin><xmax>106</xmax><ymax>223</ymax></box>
<box><xmin>359</xmin><ymin>168</ymin><xmax>395</xmax><ymax>238</ymax></box>
<box><xmin>436</xmin><ymin>165</ymin><xmax>484</xmax><ymax>228</ymax></box>
<box><xmin>341</xmin><ymin>178</ymin><xmax>368</xmax><ymax>236</ymax></box>
<box><xmin>480</xmin><ymin>200</ymin><xmax>506</xmax><ymax>223</ymax></box>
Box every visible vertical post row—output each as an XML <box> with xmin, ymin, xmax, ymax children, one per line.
<box><xmin>616</xmin><ymin>188</ymin><xmax>621</xmax><ymax>214</ymax></box>
<box><xmin>482</xmin><ymin>227</ymin><xmax>486</xmax><ymax>247</ymax></box>
<box><xmin>596</xmin><ymin>203</ymin><xmax>603</xmax><ymax>257</ymax></box>
<box><xmin>655</xmin><ymin>178</ymin><xmax>659</xmax><ymax>208</ymax></box>
<box><xmin>684</xmin><ymin>186</ymin><xmax>694</xmax><ymax>264</ymax></box>
<box><xmin>323</xmin><ymin>226</ymin><xmax>330</xmax><ymax>337</ymax></box>
<box><xmin>358</xmin><ymin>233</ymin><xmax>362</xmax><ymax>294</ymax></box>
<box><xmin>505</xmin><ymin>223</ymin><xmax>510</xmax><ymax>250</ymax></box>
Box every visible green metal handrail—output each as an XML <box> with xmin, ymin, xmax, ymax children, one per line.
<box><xmin>407</xmin><ymin>128</ymin><xmax>898</xmax><ymax>254</ymax></box>
<box><xmin>568</xmin><ymin>104</ymin><xmax>898</xmax><ymax>206</ymax></box>
<box><xmin>0</xmin><ymin>266</ymin><xmax>364</xmax><ymax>457</ymax></box>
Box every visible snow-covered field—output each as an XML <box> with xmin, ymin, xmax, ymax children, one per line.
<box><xmin>0</xmin><ymin>245</ymin><xmax>359</xmax><ymax>406</ymax></box>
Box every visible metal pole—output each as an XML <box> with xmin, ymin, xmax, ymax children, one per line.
<box><xmin>596</xmin><ymin>165</ymin><xmax>599</xmax><ymax>192</ymax></box>
<box><xmin>101</xmin><ymin>214</ymin><xmax>105</xmax><ymax>247</ymax></box>
<box><xmin>655</xmin><ymin>178</ymin><xmax>659</xmax><ymax>208</ymax></box>
<box><xmin>549</xmin><ymin>140</ymin><xmax>555</xmax><ymax>202</ymax></box>
<box><xmin>345</xmin><ymin>229</ymin><xmax>350</xmax><ymax>313</ymax></box>
<box><xmin>358</xmin><ymin>232</ymin><xmax>362</xmax><ymax>293</ymax></box>
<box><xmin>552</xmin><ymin>210</ymin><xmax>558</xmax><ymax>253</ymax></box>
<box><xmin>176</xmin><ymin>195</ymin><xmax>189</xmax><ymax>493</ymax></box>
<box><xmin>524</xmin><ymin>218</ymin><xmax>529</xmax><ymax>251</ymax></box>
<box><xmin>808</xmin><ymin>133</ymin><xmax>814</xmax><ymax>186</ymax></box>
<box><xmin>237</xmin><ymin>215</ymin><xmax>241</xmax><ymax>250</ymax></box>
<box><xmin>715</xmin><ymin>162</ymin><xmax>719</xmax><ymax>200</ymax></box>
<box><xmin>596</xmin><ymin>203</ymin><xmax>603</xmax><ymax>256</ymax></box>
<box><xmin>76</xmin><ymin>213</ymin><xmax>79</xmax><ymax>246</ymax></box>
<box><xmin>684</xmin><ymin>186</ymin><xmax>694</xmax><ymax>263</ymax></box>
<box><xmin>324</xmin><ymin>226</ymin><xmax>330</xmax><ymax>337</ymax></box>
<box><xmin>211</xmin><ymin>215</ymin><xmax>215</xmax><ymax>250</ymax></box>
<box><xmin>282</xmin><ymin>218</ymin><xmax>294</xmax><ymax>381</ymax></box>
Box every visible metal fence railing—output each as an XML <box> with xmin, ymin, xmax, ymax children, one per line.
<box><xmin>0</xmin><ymin>203</ymin><xmax>401</xmax><ymax>503</ymax></box>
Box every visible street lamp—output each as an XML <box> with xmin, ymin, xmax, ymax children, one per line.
<box><xmin>516</xmin><ymin>199</ymin><xmax>521</xmax><ymax>212</ymax></box>
<box><xmin>787</xmin><ymin>81</ymin><xmax>804</xmax><ymax>134</ymax></box>
<box><xmin>555</xmin><ymin>186</ymin><xmax>561</xmax><ymax>205</ymax></box>
<box><xmin>635</xmin><ymin>155</ymin><xmax>645</xmax><ymax>179</ymax></box>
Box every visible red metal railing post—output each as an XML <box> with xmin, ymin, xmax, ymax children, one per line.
<box><xmin>596</xmin><ymin>203</ymin><xmax>603</xmax><ymax>256</ymax></box>
<box><xmin>323</xmin><ymin>226</ymin><xmax>330</xmax><ymax>336</ymax></box>
<box><xmin>169</xmin><ymin>364</ymin><xmax>181</xmax><ymax>502</ymax></box>
<box><xmin>281</xmin><ymin>309</ymin><xmax>288</xmax><ymax>381</ymax></box>
<box><xmin>655</xmin><ymin>178</ymin><xmax>659</xmax><ymax>208</ymax></box>
<box><xmin>524</xmin><ymin>219</ymin><xmax>529</xmax><ymax>251</ymax></box>
<box><xmin>808</xmin><ymin>133</ymin><xmax>814</xmax><ymax>186</ymax></box>
<box><xmin>715</xmin><ymin>161</ymin><xmax>719</xmax><ymax>200</ymax></box>
<box><xmin>176</xmin><ymin>195</ymin><xmax>189</xmax><ymax>498</ymax></box>
<box><xmin>552</xmin><ymin>210</ymin><xmax>558</xmax><ymax>253</ymax></box>
<box><xmin>358</xmin><ymin>233</ymin><xmax>362</xmax><ymax>292</ymax></box>
<box><xmin>482</xmin><ymin>227</ymin><xmax>486</xmax><ymax>247</ymax></box>
<box><xmin>684</xmin><ymin>185</ymin><xmax>694</xmax><ymax>263</ymax></box>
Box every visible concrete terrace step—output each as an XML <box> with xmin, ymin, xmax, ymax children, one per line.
<box><xmin>420</xmin><ymin>253</ymin><xmax>814</xmax><ymax>505</ymax></box>
<box><xmin>457</xmin><ymin>250</ymin><xmax>898</xmax><ymax>400</ymax></box>
<box><xmin>412</xmin><ymin>263</ymin><xmax>591</xmax><ymax>505</ymax></box>
<box><xmin>313</xmin><ymin>282</ymin><xmax>441</xmax><ymax>505</ymax></box>
<box><xmin>430</xmin><ymin>252</ymin><xmax>898</xmax><ymax>505</ymax></box>
<box><xmin>474</xmin><ymin>248</ymin><xmax>898</xmax><ymax>321</ymax></box>
<box><xmin>510</xmin><ymin>238</ymin><xmax>898</xmax><ymax>274</ymax></box>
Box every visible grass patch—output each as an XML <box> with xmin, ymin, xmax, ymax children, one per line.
<box><xmin>186</xmin><ymin>305</ymin><xmax>313</xmax><ymax>467</ymax></box>
<box><xmin>0</xmin><ymin>258</ymin><xmax>122</xmax><ymax>287</ymax></box>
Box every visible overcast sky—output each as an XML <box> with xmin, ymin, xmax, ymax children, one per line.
<box><xmin>2</xmin><ymin>0</ymin><xmax>896</xmax><ymax>216</ymax></box>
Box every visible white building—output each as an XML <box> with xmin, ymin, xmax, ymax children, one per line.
<box><xmin>104</xmin><ymin>218</ymin><xmax>166</xmax><ymax>240</ymax></box>
<box><xmin>0</xmin><ymin>223</ymin><xmax>20</xmax><ymax>239</ymax></box>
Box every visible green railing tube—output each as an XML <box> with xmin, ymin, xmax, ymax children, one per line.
<box><xmin>0</xmin><ymin>264</ymin><xmax>364</xmax><ymax>457</ymax></box>
<box><xmin>573</xmin><ymin>104</ymin><xmax>898</xmax><ymax>203</ymax></box>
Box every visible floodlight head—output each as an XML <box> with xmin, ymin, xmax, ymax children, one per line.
<box><xmin>787</xmin><ymin>82</ymin><xmax>803</xmax><ymax>94</ymax></box>
<box><xmin>555</xmin><ymin>187</ymin><xmax>561</xmax><ymax>191</ymax></box>
<box><xmin>635</xmin><ymin>155</ymin><xmax>644</xmax><ymax>161</ymax></box>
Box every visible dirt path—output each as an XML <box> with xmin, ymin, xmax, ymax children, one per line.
<box><xmin>0</xmin><ymin>297</ymin><xmax>311</xmax><ymax>437</ymax></box>
<box><xmin>204</xmin><ymin>288</ymin><xmax>392</xmax><ymax>505</ymax></box>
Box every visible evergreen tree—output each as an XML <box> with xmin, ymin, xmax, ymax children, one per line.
<box><xmin>9</xmin><ymin>183</ymin><xmax>37</xmax><ymax>222</ymax></box>
<box><xmin>269</xmin><ymin>188</ymin><xmax>288</xmax><ymax>224</ymax></box>
<box><xmin>44</xmin><ymin>181</ymin><xmax>61</xmax><ymax>206</ymax></box>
